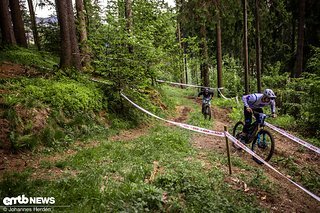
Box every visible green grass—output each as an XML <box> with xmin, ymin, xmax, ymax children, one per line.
<box><xmin>0</xmin><ymin>125</ymin><xmax>264</xmax><ymax>212</ymax></box>
<box><xmin>159</xmin><ymin>85</ymin><xmax>198</xmax><ymax>108</ymax></box>
<box><xmin>3</xmin><ymin>78</ymin><xmax>105</xmax><ymax>112</ymax></box>
<box><xmin>206</xmin><ymin>149</ymin><xmax>275</xmax><ymax>195</ymax></box>
<box><xmin>187</xmin><ymin>105</ymin><xmax>213</xmax><ymax>129</ymax></box>
<box><xmin>159</xmin><ymin>85</ymin><xmax>215</xmax><ymax>129</ymax></box>
<box><xmin>0</xmin><ymin>46</ymin><xmax>58</xmax><ymax>70</ymax></box>
<box><xmin>272</xmin><ymin>156</ymin><xmax>320</xmax><ymax>195</ymax></box>
<box><xmin>2</xmin><ymin>86</ymin><xmax>299</xmax><ymax>212</ymax></box>
<box><xmin>213</xmin><ymin>97</ymin><xmax>239</xmax><ymax>109</ymax></box>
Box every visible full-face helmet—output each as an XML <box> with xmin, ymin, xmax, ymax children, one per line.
<box><xmin>263</xmin><ymin>89</ymin><xmax>276</xmax><ymax>98</ymax></box>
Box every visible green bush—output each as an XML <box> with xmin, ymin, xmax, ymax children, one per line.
<box><xmin>276</xmin><ymin>74</ymin><xmax>320</xmax><ymax>136</ymax></box>
<box><xmin>4</xmin><ymin>78</ymin><xmax>105</xmax><ymax>113</ymax></box>
<box><xmin>306</xmin><ymin>46</ymin><xmax>320</xmax><ymax>75</ymax></box>
<box><xmin>211</xmin><ymin>55</ymin><xmax>243</xmax><ymax>97</ymax></box>
<box><xmin>0</xmin><ymin>46</ymin><xmax>58</xmax><ymax>69</ymax></box>
<box><xmin>229</xmin><ymin>106</ymin><xmax>243</xmax><ymax>122</ymax></box>
<box><xmin>272</xmin><ymin>114</ymin><xmax>296</xmax><ymax>129</ymax></box>
<box><xmin>1</xmin><ymin>77</ymin><xmax>109</xmax><ymax>151</ymax></box>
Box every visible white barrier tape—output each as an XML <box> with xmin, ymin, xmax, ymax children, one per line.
<box><xmin>225</xmin><ymin>132</ymin><xmax>320</xmax><ymax>202</ymax></box>
<box><xmin>217</xmin><ymin>88</ymin><xmax>240</xmax><ymax>105</ymax></box>
<box><xmin>93</xmin><ymin>78</ymin><xmax>319</xmax><ymax>202</ymax></box>
<box><xmin>217</xmin><ymin>88</ymin><xmax>231</xmax><ymax>100</ymax></box>
<box><xmin>265</xmin><ymin>122</ymin><xmax>320</xmax><ymax>155</ymax></box>
<box><xmin>120</xmin><ymin>92</ymin><xmax>224</xmax><ymax>137</ymax></box>
<box><xmin>156</xmin><ymin>79</ymin><xmax>223</xmax><ymax>90</ymax></box>
<box><xmin>157</xmin><ymin>80</ymin><xmax>240</xmax><ymax>104</ymax></box>
<box><xmin>236</xmin><ymin>96</ymin><xmax>239</xmax><ymax>104</ymax></box>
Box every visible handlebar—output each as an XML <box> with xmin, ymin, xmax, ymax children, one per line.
<box><xmin>252</xmin><ymin>112</ymin><xmax>273</xmax><ymax>119</ymax></box>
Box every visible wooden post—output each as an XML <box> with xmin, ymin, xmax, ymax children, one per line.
<box><xmin>224</xmin><ymin>126</ymin><xmax>232</xmax><ymax>175</ymax></box>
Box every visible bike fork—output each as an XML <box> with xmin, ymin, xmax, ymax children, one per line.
<box><xmin>256</xmin><ymin>131</ymin><xmax>268</xmax><ymax>148</ymax></box>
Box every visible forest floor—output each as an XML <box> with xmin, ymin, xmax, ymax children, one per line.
<box><xmin>189</xmin><ymin>99</ymin><xmax>320</xmax><ymax>212</ymax></box>
<box><xmin>2</xmin><ymin>95</ymin><xmax>319</xmax><ymax>211</ymax></box>
<box><xmin>0</xmin><ymin>63</ymin><xmax>319</xmax><ymax>211</ymax></box>
<box><xmin>160</xmin><ymin>96</ymin><xmax>319</xmax><ymax>212</ymax></box>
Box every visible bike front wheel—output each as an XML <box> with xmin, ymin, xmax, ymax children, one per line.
<box><xmin>204</xmin><ymin>106</ymin><xmax>211</xmax><ymax>120</ymax></box>
<box><xmin>232</xmin><ymin>121</ymin><xmax>244</xmax><ymax>150</ymax></box>
<box><xmin>251</xmin><ymin>129</ymin><xmax>275</xmax><ymax>164</ymax></box>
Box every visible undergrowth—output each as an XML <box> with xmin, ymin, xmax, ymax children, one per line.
<box><xmin>0</xmin><ymin>46</ymin><xmax>58</xmax><ymax>70</ymax></box>
<box><xmin>0</xmin><ymin>126</ymin><xmax>263</xmax><ymax>212</ymax></box>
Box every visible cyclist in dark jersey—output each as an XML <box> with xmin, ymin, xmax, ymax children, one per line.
<box><xmin>198</xmin><ymin>88</ymin><xmax>214</xmax><ymax>114</ymax></box>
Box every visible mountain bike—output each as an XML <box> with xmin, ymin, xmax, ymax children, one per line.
<box><xmin>202</xmin><ymin>98</ymin><xmax>212</xmax><ymax>120</ymax></box>
<box><xmin>232</xmin><ymin>113</ymin><xmax>275</xmax><ymax>164</ymax></box>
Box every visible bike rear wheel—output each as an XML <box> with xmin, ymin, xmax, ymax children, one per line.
<box><xmin>232</xmin><ymin>121</ymin><xmax>244</xmax><ymax>150</ymax></box>
<box><xmin>251</xmin><ymin>129</ymin><xmax>275</xmax><ymax>164</ymax></box>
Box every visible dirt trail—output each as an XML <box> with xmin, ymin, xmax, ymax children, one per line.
<box><xmin>0</xmin><ymin>61</ymin><xmax>39</xmax><ymax>78</ymax></box>
<box><xmin>0</xmin><ymin>125</ymin><xmax>150</xmax><ymax>180</ymax></box>
<box><xmin>1</xmin><ymin>93</ymin><xmax>319</xmax><ymax>211</ymax></box>
<box><xmin>190</xmin><ymin>98</ymin><xmax>319</xmax><ymax>212</ymax></box>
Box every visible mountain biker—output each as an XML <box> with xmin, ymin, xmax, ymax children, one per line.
<box><xmin>241</xmin><ymin>89</ymin><xmax>277</xmax><ymax>139</ymax></box>
<box><xmin>198</xmin><ymin>87</ymin><xmax>214</xmax><ymax>114</ymax></box>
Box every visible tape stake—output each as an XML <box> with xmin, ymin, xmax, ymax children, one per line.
<box><xmin>265</xmin><ymin>122</ymin><xmax>320</xmax><ymax>155</ymax></box>
<box><xmin>225</xmin><ymin>132</ymin><xmax>320</xmax><ymax>202</ymax></box>
<box><xmin>121</xmin><ymin>92</ymin><xmax>320</xmax><ymax>202</ymax></box>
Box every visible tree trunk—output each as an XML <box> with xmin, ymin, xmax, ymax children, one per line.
<box><xmin>291</xmin><ymin>16</ymin><xmax>296</xmax><ymax>55</ymax></box>
<box><xmin>200</xmin><ymin>23</ymin><xmax>209</xmax><ymax>87</ymax></box>
<box><xmin>76</xmin><ymin>0</ymin><xmax>90</xmax><ymax>67</ymax></box>
<box><xmin>56</xmin><ymin>0</ymin><xmax>72</xmax><ymax>68</ymax></box>
<box><xmin>0</xmin><ymin>0</ymin><xmax>16</xmax><ymax>45</ymax></box>
<box><xmin>177</xmin><ymin>22</ymin><xmax>185</xmax><ymax>86</ymax></box>
<box><xmin>83</xmin><ymin>0</ymin><xmax>90</xmax><ymax>35</ymax></box>
<box><xmin>215</xmin><ymin>0</ymin><xmax>223</xmax><ymax>96</ymax></box>
<box><xmin>243</xmin><ymin>0</ymin><xmax>249</xmax><ymax>94</ymax></box>
<box><xmin>184</xmin><ymin>44</ymin><xmax>188</xmax><ymax>84</ymax></box>
<box><xmin>255</xmin><ymin>0</ymin><xmax>261</xmax><ymax>92</ymax></box>
<box><xmin>125</xmin><ymin>0</ymin><xmax>133</xmax><ymax>53</ymax></box>
<box><xmin>66</xmin><ymin>0</ymin><xmax>82</xmax><ymax>70</ymax></box>
<box><xmin>27</xmin><ymin>0</ymin><xmax>40</xmax><ymax>50</ymax></box>
<box><xmin>9</xmin><ymin>0</ymin><xmax>27</xmax><ymax>47</ymax></box>
<box><xmin>293</xmin><ymin>0</ymin><xmax>305</xmax><ymax>78</ymax></box>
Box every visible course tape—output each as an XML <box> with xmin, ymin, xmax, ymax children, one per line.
<box><xmin>225</xmin><ymin>132</ymin><xmax>320</xmax><ymax>202</ymax></box>
<box><xmin>120</xmin><ymin>92</ymin><xmax>319</xmax><ymax>202</ymax></box>
<box><xmin>217</xmin><ymin>88</ymin><xmax>231</xmax><ymax>100</ymax></box>
<box><xmin>157</xmin><ymin>80</ymin><xmax>239</xmax><ymax>104</ymax></box>
<box><xmin>156</xmin><ymin>79</ymin><xmax>223</xmax><ymax>90</ymax></box>
<box><xmin>120</xmin><ymin>93</ymin><xmax>224</xmax><ymax>137</ymax></box>
<box><xmin>158</xmin><ymin>79</ymin><xmax>319</xmax><ymax>155</ymax></box>
<box><xmin>217</xmin><ymin>88</ymin><xmax>240</xmax><ymax>104</ymax></box>
<box><xmin>265</xmin><ymin>122</ymin><xmax>320</xmax><ymax>155</ymax></box>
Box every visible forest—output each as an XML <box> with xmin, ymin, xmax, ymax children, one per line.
<box><xmin>0</xmin><ymin>0</ymin><xmax>319</xmax><ymax>212</ymax></box>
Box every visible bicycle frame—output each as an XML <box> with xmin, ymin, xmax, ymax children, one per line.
<box><xmin>247</xmin><ymin>123</ymin><xmax>260</xmax><ymax>143</ymax></box>
<box><xmin>203</xmin><ymin>98</ymin><xmax>211</xmax><ymax>106</ymax></box>
<box><xmin>247</xmin><ymin>113</ymin><xmax>268</xmax><ymax>143</ymax></box>
<box><xmin>202</xmin><ymin>99</ymin><xmax>211</xmax><ymax>112</ymax></box>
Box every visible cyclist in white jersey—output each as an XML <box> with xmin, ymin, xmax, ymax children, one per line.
<box><xmin>241</xmin><ymin>89</ymin><xmax>277</xmax><ymax>138</ymax></box>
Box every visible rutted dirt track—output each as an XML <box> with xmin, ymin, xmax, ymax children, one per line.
<box><xmin>189</xmin><ymin>98</ymin><xmax>320</xmax><ymax>212</ymax></box>
<box><xmin>0</xmin><ymin>94</ymin><xmax>319</xmax><ymax>211</ymax></box>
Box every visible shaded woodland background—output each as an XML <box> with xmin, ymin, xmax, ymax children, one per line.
<box><xmin>0</xmin><ymin>0</ymin><xmax>319</xmax><ymax>150</ymax></box>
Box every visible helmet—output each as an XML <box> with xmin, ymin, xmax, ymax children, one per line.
<box><xmin>263</xmin><ymin>89</ymin><xmax>276</xmax><ymax>98</ymax></box>
<box><xmin>204</xmin><ymin>88</ymin><xmax>209</xmax><ymax>94</ymax></box>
